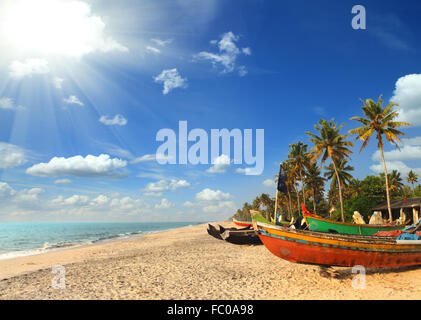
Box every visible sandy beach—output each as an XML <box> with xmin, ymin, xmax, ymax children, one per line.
<box><xmin>1</xmin><ymin>222</ymin><xmax>421</xmax><ymax>300</ymax></box>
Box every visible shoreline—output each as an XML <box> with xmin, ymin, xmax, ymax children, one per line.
<box><xmin>2</xmin><ymin>222</ymin><xmax>421</xmax><ymax>299</ymax></box>
<box><xmin>0</xmin><ymin>221</ymin><xmax>204</xmax><ymax>262</ymax></box>
<box><xmin>0</xmin><ymin>222</ymin><xmax>209</xmax><ymax>280</ymax></box>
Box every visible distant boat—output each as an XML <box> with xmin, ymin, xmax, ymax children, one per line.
<box><xmin>219</xmin><ymin>225</ymin><xmax>262</xmax><ymax>245</ymax></box>
<box><xmin>232</xmin><ymin>218</ymin><xmax>253</xmax><ymax>227</ymax></box>
<box><xmin>304</xmin><ymin>214</ymin><xmax>406</xmax><ymax>236</ymax></box>
<box><xmin>255</xmin><ymin>221</ymin><xmax>421</xmax><ymax>268</ymax></box>
<box><xmin>207</xmin><ymin>224</ymin><xmax>259</xmax><ymax>245</ymax></box>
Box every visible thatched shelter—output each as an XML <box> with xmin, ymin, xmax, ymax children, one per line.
<box><xmin>372</xmin><ymin>197</ymin><xmax>421</xmax><ymax>224</ymax></box>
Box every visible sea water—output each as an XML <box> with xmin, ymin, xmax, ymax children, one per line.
<box><xmin>0</xmin><ymin>221</ymin><xmax>202</xmax><ymax>260</ymax></box>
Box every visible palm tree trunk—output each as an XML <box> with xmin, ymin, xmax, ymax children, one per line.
<box><xmin>300</xmin><ymin>171</ymin><xmax>305</xmax><ymax>207</ymax></box>
<box><xmin>312</xmin><ymin>188</ymin><xmax>316</xmax><ymax>213</ymax></box>
<box><xmin>331</xmin><ymin>158</ymin><xmax>345</xmax><ymax>222</ymax></box>
<box><xmin>295</xmin><ymin>185</ymin><xmax>301</xmax><ymax>216</ymax></box>
<box><xmin>380</xmin><ymin>146</ymin><xmax>393</xmax><ymax>222</ymax></box>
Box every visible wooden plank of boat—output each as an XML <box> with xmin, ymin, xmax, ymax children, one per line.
<box><xmin>304</xmin><ymin>214</ymin><xmax>406</xmax><ymax>236</ymax></box>
<box><xmin>256</xmin><ymin>221</ymin><xmax>421</xmax><ymax>268</ymax></box>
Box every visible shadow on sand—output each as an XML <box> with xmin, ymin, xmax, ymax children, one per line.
<box><xmin>318</xmin><ymin>265</ymin><xmax>421</xmax><ymax>280</ymax></box>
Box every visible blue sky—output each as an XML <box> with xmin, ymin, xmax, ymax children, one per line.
<box><xmin>0</xmin><ymin>0</ymin><xmax>421</xmax><ymax>222</ymax></box>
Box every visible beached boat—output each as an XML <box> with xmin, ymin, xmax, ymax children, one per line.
<box><xmin>304</xmin><ymin>214</ymin><xmax>406</xmax><ymax>235</ymax></box>
<box><xmin>220</xmin><ymin>225</ymin><xmax>262</xmax><ymax>245</ymax></box>
<box><xmin>232</xmin><ymin>218</ymin><xmax>253</xmax><ymax>227</ymax></box>
<box><xmin>207</xmin><ymin>224</ymin><xmax>224</xmax><ymax>240</ymax></box>
<box><xmin>250</xmin><ymin>210</ymin><xmax>290</xmax><ymax>230</ymax></box>
<box><xmin>256</xmin><ymin>221</ymin><xmax>421</xmax><ymax>268</ymax></box>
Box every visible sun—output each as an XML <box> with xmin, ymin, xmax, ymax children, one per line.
<box><xmin>2</xmin><ymin>0</ymin><xmax>127</xmax><ymax>58</ymax></box>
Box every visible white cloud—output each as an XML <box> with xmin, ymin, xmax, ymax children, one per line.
<box><xmin>242</xmin><ymin>47</ymin><xmax>251</xmax><ymax>55</ymax></box>
<box><xmin>195</xmin><ymin>188</ymin><xmax>231</xmax><ymax>201</ymax></box>
<box><xmin>391</xmin><ymin>74</ymin><xmax>421</xmax><ymax>125</ymax></box>
<box><xmin>131</xmin><ymin>153</ymin><xmax>169</xmax><ymax>164</ymax></box>
<box><xmin>195</xmin><ymin>31</ymin><xmax>250</xmax><ymax>75</ymax></box>
<box><xmin>90</xmin><ymin>195</ymin><xmax>109</xmax><ymax>206</ymax></box>
<box><xmin>26</xmin><ymin>154</ymin><xmax>127</xmax><ymax>178</ymax></box>
<box><xmin>263</xmin><ymin>179</ymin><xmax>276</xmax><ymax>187</ymax></box>
<box><xmin>207</xmin><ymin>154</ymin><xmax>230</xmax><ymax>173</ymax></box>
<box><xmin>236</xmin><ymin>167</ymin><xmax>254</xmax><ymax>175</ymax></box>
<box><xmin>154</xmin><ymin>68</ymin><xmax>187</xmax><ymax>95</ymax></box>
<box><xmin>63</xmin><ymin>95</ymin><xmax>84</xmax><ymax>106</ymax></box>
<box><xmin>238</xmin><ymin>65</ymin><xmax>248</xmax><ymax>77</ymax></box>
<box><xmin>0</xmin><ymin>142</ymin><xmax>26</xmax><ymax>169</ymax></box>
<box><xmin>146</xmin><ymin>46</ymin><xmax>161</xmax><ymax>54</ymax></box>
<box><xmin>99</xmin><ymin>114</ymin><xmax>127</xmax><ymax>126</ymax></box>
<box><xmin>2</xmin><ymin>0</ymin><xmax>128</xmax><ymax>58</ymax></box>
<box><xmin>0</xmin><ymin>97</ymin><xmax>25</xmax><ymax>111</ymax></box>
<box><xmin>155</xmin><ymin>198</ymin><xmax>174</xmax><ymax>209</ymax></box>
<box><xmin>53</xmin><ymin>77</ymin><xmax>64</xmax><ymax>89</ymax></box>
<box><xmin>143</xmin><ymin>192</ymin><xmax>163</xmax><ymax>197</ymax></box>
<box><xmin>183</xmin><ymin>201</ymin><xmax>195</xmax><ymax>208</ymax></box>
<box><xmin>54</xmin><ymin>179</ymin><xmax>72</xmax><ymax>184</ymax></box>
<box><xmin>9</xmin><ymin>58</ymin><xmax>49</xmax><ymax>79</ymax></box>
<box><xmin>202</xmin><ymin>200</ymin><xmax>236</xmax><ymax>213</ymax></box>
<box><xmin>372</xmin><ymin>145</ymin><xmax>421</xmax><ymax>162</ymax></box>
<box><xmin>143</xmin><ymin>179</ymin><xmax>190</xmax><ymax>193</ymax></box>
<box><xmin>151</xmin><ymin>38</ymin><xmax>172</xmax><ymax>47</ymax></box>
<box><xmin>370</xmin><ymin>160</ymin><xmax>421</xmax><ymax>176</ymax></box>
<box><xmin>0</xmin><ymin>182</ymin><xmax>16</xmax><ymax>198</ymax></box>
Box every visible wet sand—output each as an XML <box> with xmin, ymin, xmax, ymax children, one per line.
<box><xmin>1</xmin><ymin>222</ymin><xmax>421</xmax><ymax>300</ymax></box>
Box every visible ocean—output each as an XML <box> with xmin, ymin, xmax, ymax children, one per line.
<box><xmin>0</xmin><ymin>221</ymin><xmax>202</xmax><ymax>260</ymax></box>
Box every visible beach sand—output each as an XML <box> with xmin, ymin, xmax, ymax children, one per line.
<box><xmin>1</xmin><ymin>222</ymin><xmax>421</xmax><ymax>300</ymax></box>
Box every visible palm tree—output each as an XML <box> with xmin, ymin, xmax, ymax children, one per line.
<box><xmin>325</xmin><ymin>159</ymin><xmax>354</xmax><ymax>202</ymax></box>
<box><xmin>407</xmin><ymin>170</ymin><xmax>419</xmax><ymax>195</ymax></box>
<box><xmin>349</xmin><ymin>95</ymin><xmax>411</xmax><ymax>222</ymax></box>
<box><xmin>288</xmin><ymin>142</ymin><xmax>310</xmax><ymax>214</ymax></box>
<box><xmin>346</xmin><ymin>178</ymin><xmax>363</xmax><ymax>199</ymax></box>
<box><xmin>306</xmin><ymin>119</ymin><xmax>354</xmax><ymax>222</ymax></box>
<box><xmin>304</xmin><ymin>161</ymin><xmax>325</xmax><ymax>212</ymax></box>
<box><xmin>380</xmin><ymin>170</ymin><xmax>404</xmax><ymax>196</ymax></box>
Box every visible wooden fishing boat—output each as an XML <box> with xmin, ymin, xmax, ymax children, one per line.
<box><xmin>219</xmin><ymin>225</ymin><xmax>262</xmax><ymax>245</ymax></box>
<box><xmin>207</xmin><ymin>224</ymin><xmax>223</xmax><ymax>240</ymax></box>
<box><xmin>250</xmin><ymin>210</ymin><xmax>290</xmax><ymax>230</ymax></box>
<box><xmin>256</xmin><ymin>221</ymin><xmax>421</xmax><ymax>268</ymax></box>
<box><xmin>304</xmin><ymin>214</ymin><xmax>406</xmax><ymax>236</ymax></box>
<box><xmin>232</xmin><ymin>218</ymin><xmax>253</xmax><ymax>227</ymax></box>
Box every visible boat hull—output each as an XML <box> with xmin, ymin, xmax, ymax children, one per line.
<box><xmin>232</xmin><ymin>219</ymin><xmax>252</xmax><ymax>227</ymax></box>
<box><xmin>305</xmin><ymin>215</ymin><xmax>405</xmax><ymax>236</ymax></box>
<box><xmin>257</xmin><ymin>222</ymin><xmax>421</xmax><ymax>268</ymax></box>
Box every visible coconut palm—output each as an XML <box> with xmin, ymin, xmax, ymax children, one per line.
<box><xmin>306</xmin><ymin>119</ymin><xmax>354</xmax><ymax>222</ymax></box>
<box><xmin>346</xmin><ymin>178</ymin><xmax>363</xmax><ymax>199</ymax></box>
<box><xmin>288</xmin><ymin>142</ymin><xmax>310</xmax><ymax>214</ymax></box>
<box><xmin>380</xmin><ymin>170</ymin><xmax>404</xmax><ymax>196</ymax></box>
<box><xmin>325</xmin><ymin>159</ymin><xmax>354</xmax><ymax>202</ymax></box>
<box><xmin>349</xmin><ymin>95</ymin><xmax>411</xmax><ymax>222</ymax></box>
<box><xmin>407</xmin><ymin>170</ymin><xmax>419</xmax><ymax>195</ymax></box>
<box><xmin>304</xmin><ymin>161</ymin><xmax>325</xmax><ymax>212</ymax></box>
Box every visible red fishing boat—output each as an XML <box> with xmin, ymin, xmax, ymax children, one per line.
<box><xmin>256</xmin><ymin>221</ymin><xmax>421</xmax><ymax>268</ymax></box>
<box><xmin>232</xmin><ymin>218</ymin><xmax>253</xmax><ymax>227</ymax></box>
